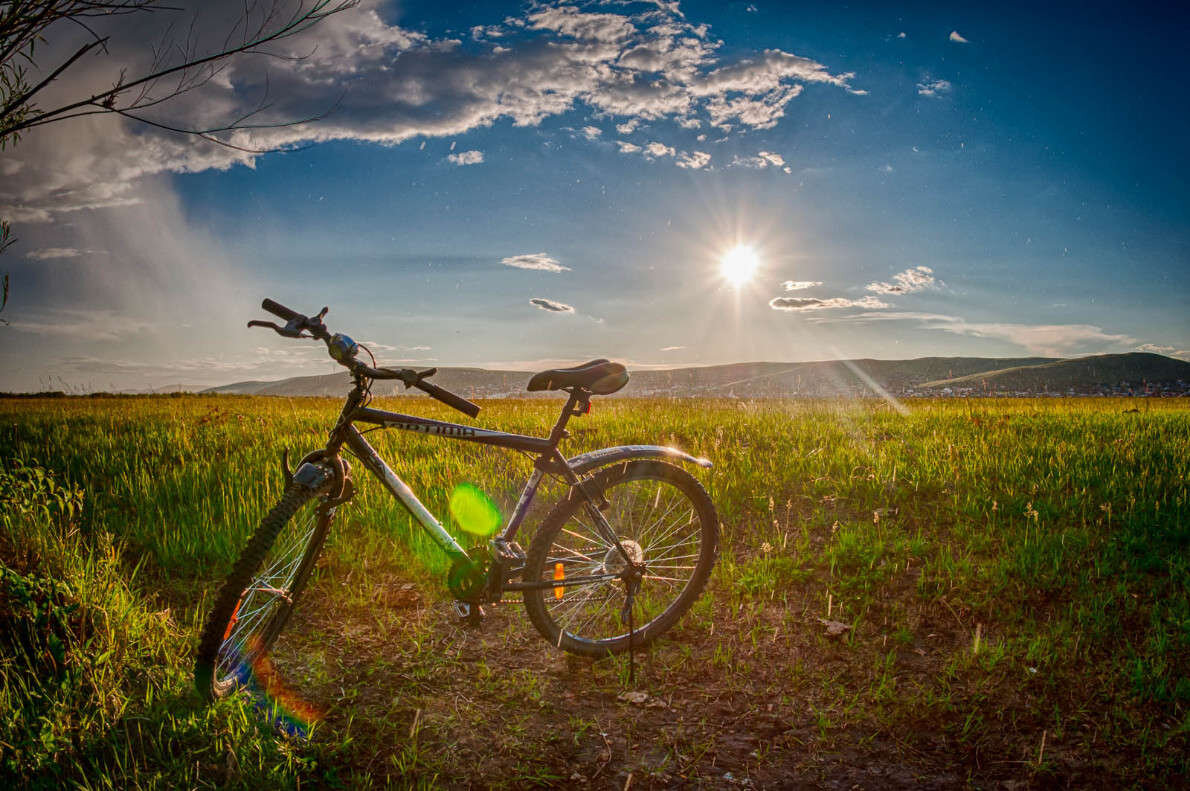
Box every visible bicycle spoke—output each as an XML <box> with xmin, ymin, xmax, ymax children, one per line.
<box><xmin>526</xmin><ymin>463</ymin><xmax>716</xmax><ymax>654</ymax></box>
<box><xmin>212</xmin><ymin>498</ymin><xmax>327</xmax><ymax>689</ymax></box>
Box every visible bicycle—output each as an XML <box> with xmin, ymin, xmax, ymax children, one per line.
<box><xmin>194</xmin><ymin>299</ymin><xmax>720</xmax><ymax>700</ymax></box>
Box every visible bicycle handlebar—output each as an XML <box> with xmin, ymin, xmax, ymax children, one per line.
<box><xmin>411</xmin><ymin>377</ymin><xmax>481</xmax><ymax>418</ymax></box>
<box><xmin>261</xmin><ymin>298</ymin><xmax>302</xmax><ymax>323</ymax></box>
<box><xmin>248</xmin><ymin>298</ymin><xmax>481</xmax><ymax>418</ymax></box>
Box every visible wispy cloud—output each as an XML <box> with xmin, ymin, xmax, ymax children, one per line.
<box><xmin>781</xmin><ymin>280</ymin><xmax>823</xmax><ymax>291</ymax></box>
<box><xmin>659</xmin><ymin>345</ymin><xmax>685</xmax><ymax>351</ymax></box>
<box><xmin>675</xmin><ymin>151</ymin><xmax>711</xmax><ymax>169</ymax></box>
<box><xmin>25</xmin><ymin>247</ymin><xmax>104</xmax><ymax>261</ymax></box>
<box><xmin>502</xmin><ymin>253</ymin><xmax>570</xmax><ymax>272</ymax></box>
<box><xmin>1137</xmin><ymin>343</ymin><xmax>1190</xmax><ymax>360</ymax></box>
<box><xmin>617</xmin><ymin>140</ymin><xmax>711</xmax><ymax>170</ymax></box>
<box><xmin>866</xmin><ymin>265</ymin><xmax>938</xmax><ymax>295</ymax></box>
<box><xmin>581</xmin><ymin>125</ymin><xmax>602</xmax><ymax>140</ymax></box>
<box><xmin>916</xmin><ymin>78</ymin><xmax>952</xmax><ymax>97</ymax></box>
<box><xmin>949</xmin><ymin>30</ymin><xmax>969</xmax><ymax>43</ymax></box>
<box><xmin>823</xmin><ymin>311</ymin><xmax>1136</xmax><ymax>356</ymax></box>
<box><xmin>529</xmin><ymin>297</ymin><xmax>575</xmax><ymax>313</ymax></box>
<box><xmin>770</xmin><ymin>295</ymin><xmax>889</xmax><ymax>311</ymax></box>
<box><xmin>8</xmin><ymin>309</ymin><xmax>153</xmax><ymax>340</ymax></box>
<box><xmin>447</xmin><ymin>150</ymin><xmax>484</xmax><ymax>166</ymax></box>
<box><xmin>731</xmin><ymin>151</ymin><xmax>791</xmax><ymax>173</ymax></box>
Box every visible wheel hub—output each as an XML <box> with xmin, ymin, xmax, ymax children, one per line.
<box><xmin>602</xmin><ymin>539</ymin><xmax>643</xmax><ymax>574</ymax></box>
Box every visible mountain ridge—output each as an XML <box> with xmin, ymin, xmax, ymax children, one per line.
<box><xmin>202</xmin><ymin>353</ymin><xmax>1190</xmax><ymax>398</ymax></box>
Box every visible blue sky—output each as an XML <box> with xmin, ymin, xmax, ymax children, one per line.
<box><xmin>1</xmin><ymin>0</ymin><xmax>1186</xmax><ymax>390</ymax></box>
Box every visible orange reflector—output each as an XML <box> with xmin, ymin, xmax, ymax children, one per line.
<box><xmin>553</xmin><ymin>562</ymin><xmax>565</xmax><ymax>599</ymax></box>
<box><xmin>223</xmin><ymin>597</ymin><xmax>243</xmax><ymax>642</ymax></box>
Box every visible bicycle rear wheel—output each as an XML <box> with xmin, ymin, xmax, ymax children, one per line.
<box><xmin>523</xmin><ymin>460</ymin><xmax>718</xmax><ymax>657</ymax></box>
<box><xmin>194</xmin><ymin>483</ymin><xmax>335</xmax><ymax>700</ymax></box>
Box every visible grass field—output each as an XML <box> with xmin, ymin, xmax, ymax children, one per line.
<box><xmin>2</xmin><ymin>395</ymin><xmax>1187</xmax><ymax>788</ymax></box>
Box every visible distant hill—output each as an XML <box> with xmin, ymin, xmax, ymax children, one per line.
<box><xmin>919</xmin><ymin>353</ymin><xmax>1190</xmax><ymax>393</ymax></box>
<box><xmin>205</xmin><ymin>355</ymin><xmax>1078</xmax><ymax>399</ymax></box>
<box><xmin>204</xmin><ymin>367</ymin><xmax>531</xmax><ymax>398</ymax></box>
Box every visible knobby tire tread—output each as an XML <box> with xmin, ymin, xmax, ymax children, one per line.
<box><xmin>194</xmin><ymin>484</ymin><xmax>317</xmax><ymax>700</ymax></box>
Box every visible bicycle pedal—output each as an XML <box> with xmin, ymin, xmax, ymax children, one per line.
<box><xmin>490</xmin><ymin>538</ymin><xmax>526</xmax><ymax>563</ymax></box>
<box><xmin>490</xmin><ymin>538</ymin><xmax>527</xmax><ymax>573</ymax></box>
<box><xmin>452</xmin><ymin>600</ymin><xmax>486</xmax><ymax>625</ymax></box>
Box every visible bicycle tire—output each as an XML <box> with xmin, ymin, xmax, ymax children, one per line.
<box><xmin>523</xmin><ymin>460</ymin><xmax>718</xmax><ymax>657</ymax></box>
<box><xmin>194</xmin><ymin>483</ymin><xmax>335</xmax><ymax>700</ymax></box>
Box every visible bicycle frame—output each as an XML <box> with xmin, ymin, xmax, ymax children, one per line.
<box><xmin>316</xmin><ymin>379</ymin><xmax>597</xmax><ymax>564</ymax></box>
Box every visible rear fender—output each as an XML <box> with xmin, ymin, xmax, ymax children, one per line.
<box><xmin>564</xmin><ymin>445</ymin><xmax>712</xmax><ymax>477</ymax></box>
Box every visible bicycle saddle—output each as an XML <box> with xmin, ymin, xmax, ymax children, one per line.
<box><xmin>526</xmin><ymin>359</ymin><xmax>629</xmax><ymax>395</ymax></box>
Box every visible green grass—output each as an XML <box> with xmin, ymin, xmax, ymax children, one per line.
<box><xmin>1</xmin><ymin>395</ymin><xmax>1187</xmax><ymax>786</ymax></box>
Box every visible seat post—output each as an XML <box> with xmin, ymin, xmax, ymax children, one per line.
<box><xmin>547</xmin><ymin>388</ymin><xmax>589</xmax><ymax>445</ymax></box>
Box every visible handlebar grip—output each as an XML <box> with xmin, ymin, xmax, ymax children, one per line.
<box><xmin>414</xmin><ymin>379</ymin><xmax>481</xmax><ymax>418</ymax></box>
<box><xmin>261</xmin><ymin>298</ymin><xmax>302</xmax><ymax>322</ymax></box>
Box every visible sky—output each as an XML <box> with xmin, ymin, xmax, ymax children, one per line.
<box><xmin>0</xmin><ymin>0</ymin><xmax>1187</xmax><ymax>391</ymax></box>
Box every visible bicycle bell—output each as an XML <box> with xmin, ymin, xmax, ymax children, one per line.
<box><xmin>328</xmin><ymin>333</ymin><xmax>359</xmax><ymax>362</ymax></box>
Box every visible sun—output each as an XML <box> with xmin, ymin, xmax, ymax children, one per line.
<box><xmin>720</xmin><ymin>244</ymin><xmax>760</xmax><ymax>287</ymax></box>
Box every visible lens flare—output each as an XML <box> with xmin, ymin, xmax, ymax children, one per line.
<box><xmin>449</xmin><ymin>483</ymin><xmax>502</xmax><ymax>537</ymax></box>
<box><xmin>227</xmin><ymin>635</ymin><xmax>323</xmax><ymax>738</ymax></box>
<box><xmin>720</xmin><ymin>245</ymin><xmax>759</xmax><ymax>287</ymax></box>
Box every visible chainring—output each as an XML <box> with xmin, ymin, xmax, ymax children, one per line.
<box><xmin>447</xmin><ymin>546</ymin><xmax>492</xmax><ymax>601</ymax></box>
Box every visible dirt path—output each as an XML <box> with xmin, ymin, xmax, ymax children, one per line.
<box><xmin>264</xmin><ymin>566</ymin><xmax>1086</xmax><ymax>789</ymax></box>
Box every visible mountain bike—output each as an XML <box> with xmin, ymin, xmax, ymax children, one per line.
<box><xmin>194</xmin><ymin>299</ymin><xmax>720</xmax><ymax>700</ymax></box>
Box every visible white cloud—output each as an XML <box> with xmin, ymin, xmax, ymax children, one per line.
<box><xmin>917</xmin><ymin>78</ymin><xmax>952</xmax><ymax>97</ymax></box>
<box><xmin>659</xmin><ymin>345</ymin><xmax>685</xmax><ymax>351</ymax></box>
<box><xmin>529</xmin><ymin>297</ymin><xmax>575</xmax><ymax>313</ymax></box>
<box><xmin>731</xmin><ymin>150</ymin><xmax>787</xmax><ymax>170</ymax></box>
<box><xmin>949</xmin><ymin>30</ymin><xmax>969</xmax><ymax>43</ymax></box>
<box><xmin>617</xmin><ymin>141</ymin><xmax>643</xmax><ymax>153</ymax></box>
<box><xmin>1137</xmin><ymin>343</ymin><xmax>1190</xmax><ymax>360</ymax></box>
<box><xmin>581</xmin><ymin>125</ymin><xmax>602</xmax><ymax>139</ymax></box>
<box><xmin>770</xmin><ymin>295</ymin><xmax>889</xmax><ymax>311</ymax></box>
<box><xmin>527</xmin><ymin>5</ymin><xmax>636</xmax><ymax>43</ymax></box>
<box><xmin>866</xmin><ymin>265</ymin><xmax>938</xmax><ymax>294</ymax></box>
<box><xmin>25</xmin><ymin>247</ymin><xmax>104</xmax><ymax>261</ymax></box>
<box><xmin>781</xmin><ymin>280</ymin><xmax>822</xmax><ymax>291</ymax></box>
<box><xmin>447</xmin><ymin>149</ymin><xmax>484</xmax><ymax>166</ymax></box>
<box><xmin>675</xmin><ymin>150</ymin><xmax>711</xmax><ymax>169</ymax></box>
<box><xmin>501</xmin><ymin>253</ymin><xmax>570</xmax><ymax>272</ymax></box>
<box><xmin>616</xmin><ymin>119</ymin><xmax>639</xmax><ymax>134</ymax></box>
<box><xmin>1</xmin><ymin>0</ymin><xmax>864</xmax><ymax>223</ymax></box>
<box><xmin>644</xmin><ymin>141</ymin><xmax>676</xmax><ymax>158</ymax></box>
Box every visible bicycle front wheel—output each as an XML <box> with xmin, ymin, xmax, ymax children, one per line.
<box><xmin>523</xmin><ymin>460</ymin><xmax>718</xmax><ymax>656</ymax></box>
<box><xmin>194</xmin><ymin>483</ymin><xmax>335</xmax><ymax>700</ymax></box>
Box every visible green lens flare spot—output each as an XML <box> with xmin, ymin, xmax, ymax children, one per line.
<box><xmin>449</xmin><ymin>483</ymin><xmax>502</xmax><ymax>537</ymax></box>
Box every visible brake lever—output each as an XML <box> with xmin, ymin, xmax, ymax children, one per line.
<box><xmin>397</xmin><ymin>367</ymin><xmax>439</xmax><ymax>388</ymax></box>
<box><xmin>247</xmin><ymin>320</ymin><xmax>310</xmax><ymax>339</ymax></box>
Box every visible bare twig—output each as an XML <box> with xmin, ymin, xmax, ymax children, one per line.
<box><xmin>0</xmin><ymin>0</ymin><xmax>358</xmax><ymax>147</ymax></box>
